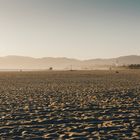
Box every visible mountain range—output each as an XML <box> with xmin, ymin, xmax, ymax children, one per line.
<box><xmin>0</xmin><ymin>55</ymin><xmax>140</xmax><ymax>70</ymax></box>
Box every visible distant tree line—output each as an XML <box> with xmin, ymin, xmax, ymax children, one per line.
<box><xmin>128</xmin><ymin>64</ymin><xmax>140</xmax><ymax>69</ymax></box>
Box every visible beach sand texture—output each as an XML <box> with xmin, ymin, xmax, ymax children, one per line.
<box><xmin>0</xmin><ymin>70</ymin><xmax>140</xmax><ymax>139</ymax></box>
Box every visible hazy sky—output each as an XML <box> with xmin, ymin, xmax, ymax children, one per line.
<box><xmin>0</xmin><ymin>0</ymin><xmax>140</xmax><ymax>59</ymax></box>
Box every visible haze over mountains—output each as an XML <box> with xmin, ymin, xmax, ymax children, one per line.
<box><xmin>0</xmin><ymin>55</ymin><xmax>140</xmax><ymax>70</ymax></box>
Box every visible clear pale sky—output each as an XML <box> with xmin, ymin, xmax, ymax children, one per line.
<box><xmin>0</xmin><ymin>0</ymin><xmax>140</xmax><ymax>59</ymax></box>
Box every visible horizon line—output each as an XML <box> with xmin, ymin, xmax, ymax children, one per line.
<box><xmin>0</xmin><ymin>54</ymin><xmax>139</xmax><ymax>61</ymax></box>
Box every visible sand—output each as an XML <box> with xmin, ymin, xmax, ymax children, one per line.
<box><xmin>0</xmin><ymin>70</ymin><xmax>140</xmax><ymax>139</ymax></box>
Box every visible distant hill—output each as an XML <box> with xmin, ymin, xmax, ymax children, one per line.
<box><xmin>0</xmin><ymin>55</ymin><xmax>140</xmax><ymax>70</ymax></box>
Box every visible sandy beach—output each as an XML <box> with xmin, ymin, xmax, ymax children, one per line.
<box><xmin>0</xmin><ymin>70</ymin><xmax>140</xmax><ymax>139</ymax></box>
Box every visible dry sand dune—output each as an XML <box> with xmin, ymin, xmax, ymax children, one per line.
<box><xmin>0</xmin><ymin>70</ymin><xmax>140</xmax><ymax>139</ymax></box>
